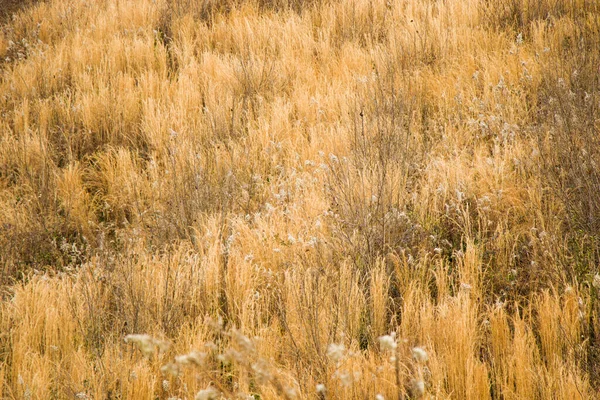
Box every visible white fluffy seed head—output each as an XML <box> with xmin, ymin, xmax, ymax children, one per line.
<box><xmin>593</xmin><ymin>274</ymin><xmax>600</xmax><ymax>289</ymax></box>
<box><xmin>460</xmin><ymin>282</ymin><xmax>472</xmax><ymax>292</ymax></box>
<box><xmin>327</xmin><ymin>343</ymin><xmax>345</xmax><ymax>363</ymax></box>
<box><xmin>174</xmin><ymin>351</ymin><xmax>206</xmax><ymax>366</ymax></box>
<box><xmin>411</xmin><ymin>379</ymin><xmax>425</xmax><ymax>397</ymax></box>
<box><xmin>378</xmin><ymin>334</ymin><xmax>397</xmax><ymax>351</ymax></box>
<box><xmin>195</xmin><ymin>387</ymin><xmax>219</xmax><ymax>400</ymax></box>
<box><xmin>565</xmin><ymin>285</ymin><xmax>574</xmax><ymax>295</ymax></box>
<box><xmin>125</xmin><ymin>334</ymin><xmax>170</xmax><ymax>358</ymax></box>
<box><xmin>412</xmin><ymin>347</ymin><xmax>428</xmax><ymax>363</ymax></box>
<box><xmin>160</xmin><ymin>362</ymin><xmax>180</xmax><ymax>377</ymax></box>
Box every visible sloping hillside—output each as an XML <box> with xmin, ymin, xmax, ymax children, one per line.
<box><xmin>1</xmin><ymin>0</ymin><xmax>600</xmax><ymax>398</ymax></box>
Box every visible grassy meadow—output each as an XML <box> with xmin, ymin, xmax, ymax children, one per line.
<box><xmin>1</xmin><ymin>0</ymin><xmax>600</xmax><ymax>398</ymax></box>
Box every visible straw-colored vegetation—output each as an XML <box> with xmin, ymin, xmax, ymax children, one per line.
<box><xmin>1</xmin><ymin>0</ymin><xmax>600</xmax><ymax>398</ymax></box>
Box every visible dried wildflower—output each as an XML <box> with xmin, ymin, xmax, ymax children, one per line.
<box><xmin>125</xmin><ymin>334</ymin><xmax>170</xmax><ymax>358</ymax></box>
<box><xmin>265</xmin><ymin>202</ymin><xmax>275</xmax><ymax>213</ymax></box>
<box><xmin>233</xmin><ymin>331</ymin><xmax>254</xmax><ymax>352</ymax></box>
<box><xmin>593</xmin><ymin>274</ymin><xmax>600</xmax><ymax>289</ymax></box>
<box><xmin>195</xmin><ymin>387</ymin><xmax>219</xmax><ymax>400</ymax></box>
<box><xmin>516</xmin><ymin>33</ymin><xmax>523</xmax><ymax>45</ymax></box>
<box><xmin>161</xmin><ymin>362</ymin><xmax>180</xmax><ymax>377</ymax></box>
<box><xmin>306</xmin><ymin>237</ymin><xmax>318</xmax><ymax>247</ymax></box>
<box><xmin>285</xmin><ymin>386</ymin><xmax>298</xmax><ymax>398</ymax></box>
<box><xmin>378</xmin><ymin>334</ymin><xmax>397</xmax><ymax>351</ymax></box>
<box><xmin>204</xmin><ymin>341</ymin><xmax>218</xmax><ymax>351</ymax></box>
<box><xmin>334</xmin><ymin>370</ymin><xmax>352</xmax><ymax>387</ymax></box>
<box><xmin>175</xmin><ymin>351</ymin><xmax>206</xmax><ymax>366</ymax></box>
<box><xmin>327</xmin><ymin>343</ymin><xmax>345</xmax><ymax>363</ymax></box>
<box><xmin>565</xmin><ymin>285</ymin><xmax>574</xmax><ymax>295</ymax></box>
<box><xmin>412</xmin><ymin>347</ymin><xmax>428</xmax><ymax>363</ymax></box>
<box><xmin>460</xmin><ymin>282</ymin><xmax>472</xmax><ymax>292</ymax></box>
<box><xmin>496</xmin><ymin>77</ymin><xmax>506</xmax><ymax>90</ymax></box>
<box><xmin>217</xmin><ymin>353</ymin><xmax>232</xmax><ymax>365</ymax></box>
<box><xmin>316</xmin><ymin>384</ymin><xmax>326</xmax><ymax>394</ymax></box>
<box><xmin>249</xmin><ymin>358</ymin><xmax>273</xmax><ymax>384</ymax></box>
<box><xmin>376</xmin><ymin>395</ymin><xmax>385</xmax><ymax>400</ymax></box>
<box><xmin>411</xmin><ymin>379</ymin><xmax>425</xmax><ymax>397</ymax></box>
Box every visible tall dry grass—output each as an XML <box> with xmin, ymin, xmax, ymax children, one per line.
<box><xmin>1</xmin><ymin>0</ymin><xmax>600</xmax><ymax>398</ymax></box>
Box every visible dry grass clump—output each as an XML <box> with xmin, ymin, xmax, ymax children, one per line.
<box><xmin>1</xmin><ymin>0</ymin><xmax>600</xmax><ymax>398</ymax></box>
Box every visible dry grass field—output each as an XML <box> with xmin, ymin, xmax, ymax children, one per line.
<box><xmin>1</xmin><ymin>0</ymin><xmax>600</xmax><ymax>398</ymax></box>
